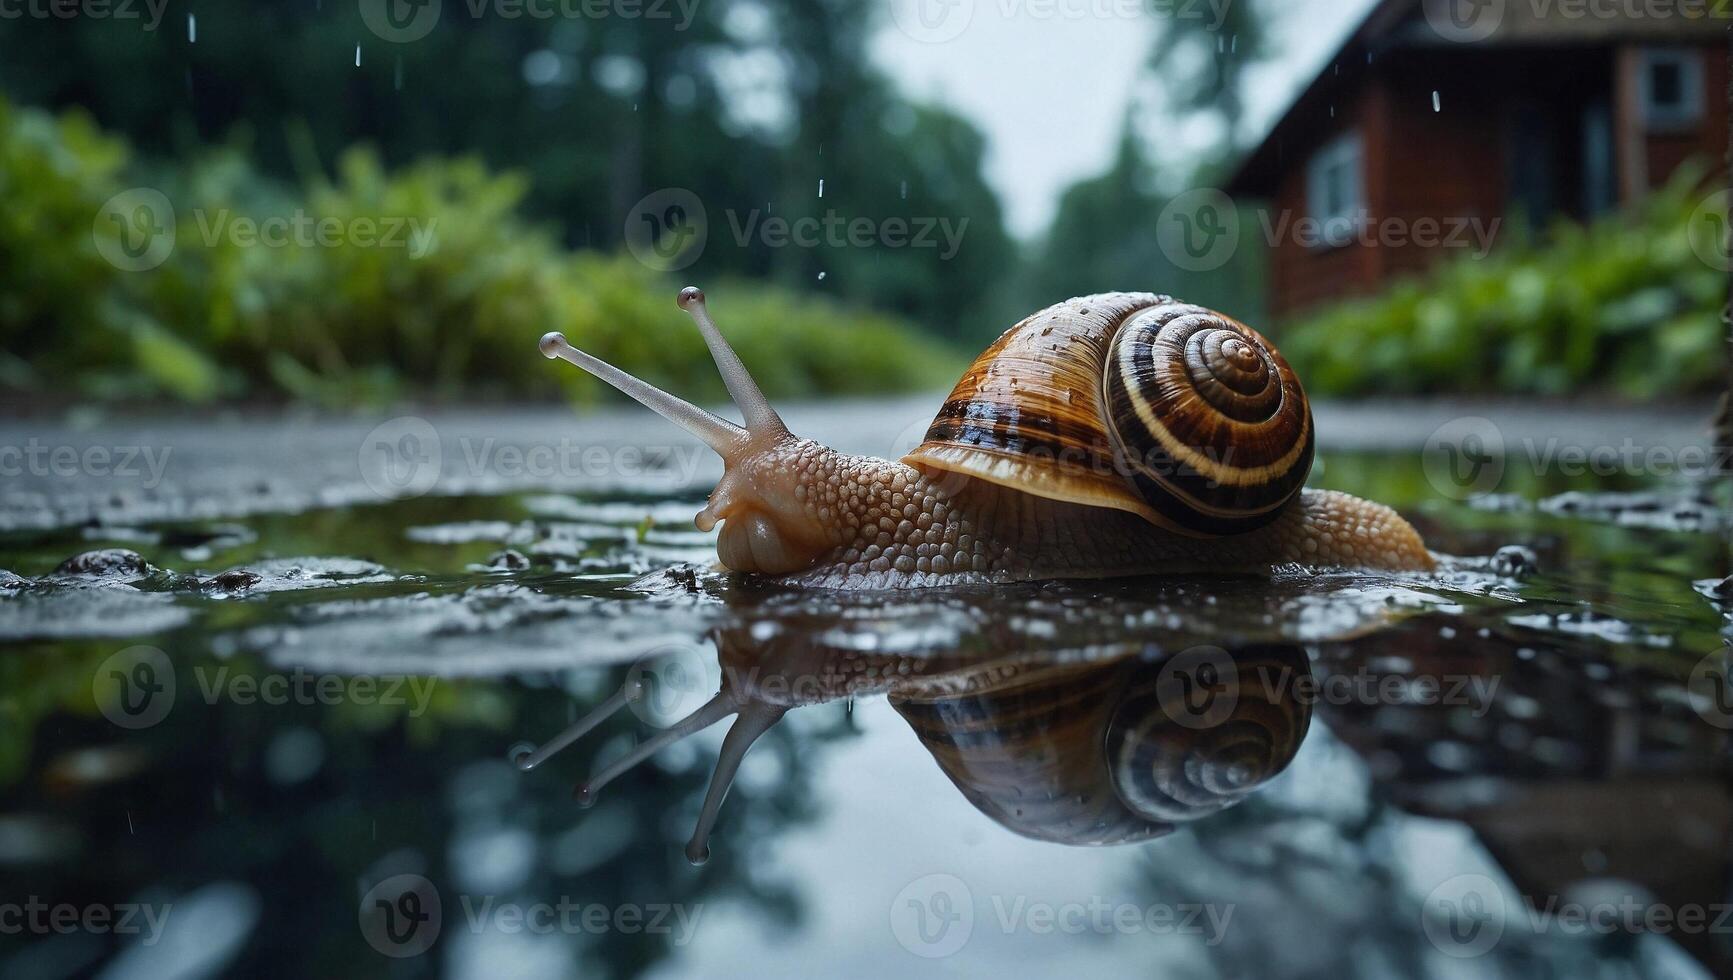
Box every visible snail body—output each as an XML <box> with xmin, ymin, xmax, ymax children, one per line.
<box><xmin>540</xmin><ymin>288</ymin><xmax>1432</xmax><ymax>588</ymax></box>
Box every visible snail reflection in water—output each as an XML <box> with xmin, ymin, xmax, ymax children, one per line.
<box><xmin>539</xmin><ymin>288</ymin><xmax>1434</xmax><ymax>588</ymax></box>
<box><xmin>516</xmin><ymin>632</ymin><xmax>1313</xmax><ymax>863</ymax></box>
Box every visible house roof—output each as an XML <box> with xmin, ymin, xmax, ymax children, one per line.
<box><xmin>1225</xmin><ymin>0</ymin><xmax>1729</xmax><ymax>195</ymax></box>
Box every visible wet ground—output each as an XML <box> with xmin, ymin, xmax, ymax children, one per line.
<box><xmin>0</xmin><ymin>397</ymin><xmax>1728</xmax><ymax>979</ymax></box>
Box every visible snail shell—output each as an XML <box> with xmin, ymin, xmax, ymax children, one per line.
<box><xmin>905</xmin><ymin>293</ymin><xmax>1314</xmax><ymax>535</ymax></box>
<box><xmin>891</xmin><ymin>645</ymin><xmax>1312</xmax><ymax>845</ymax></box>
<box><xmin>1106</xmin><ymin>645</ymin><xmax>1312</xmax><ymax>823</ymax></box>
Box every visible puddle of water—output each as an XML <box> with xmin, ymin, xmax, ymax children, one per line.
<box><xmin>0</xmin><ymin>407</ymin><xmax>1728</xmax><ymax>978</ymax></box>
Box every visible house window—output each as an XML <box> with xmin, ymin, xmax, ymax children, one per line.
<box><xmin>1306</xmin><ymin>132</ymin><xmax>1364</xmax><ymax>248</ymax></box>
<box><xmin>1638</xmin><ymin>49</ymin><xmax>1702</xmax><ymax>130</ymax></box>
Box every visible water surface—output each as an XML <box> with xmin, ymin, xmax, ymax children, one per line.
<box><xmin>0</xmin><ymin>398</ymin><xmax>1727</xmax><ymax>978</ymax></box>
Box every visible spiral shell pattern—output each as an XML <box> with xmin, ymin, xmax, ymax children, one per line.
<box><xmin>1106</xmin><ymin>645</ymin><xmax>1311</xmax><ymax>823</ymax></box>
<box><xmin>1103</xmin><ymin>305</ymin><xmax>1313</xmax><ymax>534</ymax></box>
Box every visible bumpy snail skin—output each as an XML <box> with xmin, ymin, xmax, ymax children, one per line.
<box><xmin>765</xmin><ymin>451</ymin><xmax>1433</xmax><ymax>588</ymax></box>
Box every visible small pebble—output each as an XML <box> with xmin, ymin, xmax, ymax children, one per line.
<box><xmin>486</xmin><ymin>549</ymin><xmax>531</xmax><ymax>571</ymax></box>
<box><xmin>1491</xmin><ymin>544</ymin><xmax>1538</xmax><ymax>579</ymax></box>
<box><xmin>54</xmin><ymin>548</ymin><xmax>149</xmax><ymax>579</ymax></box>
<box><xmin>203</xmin><ymin>569</ymin><xmax>262</xmax><ymax>593</ymax></box>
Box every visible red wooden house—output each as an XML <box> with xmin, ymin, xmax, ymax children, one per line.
<box><xmin>1226</xmin><ymin>0</ymin><xmax>1728</xmax><ymax>318</ymax></box>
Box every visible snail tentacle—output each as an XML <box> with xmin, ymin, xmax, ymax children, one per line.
<box><xmin>677</xmin><ymin>286</ymin><xmax>787</xmax><ymax>437</ymax></box>
<box><xmin>575</xmin><ymin>692</ymin><xmax>737</xmax><ymax>806</ymax></box>
<box><xmin>540</xmin><ymin>331</ymin><xmax>745</xmax><ymax>455</ymax></box>
<box><xmin>685</xmin><ymin>702</ymin><xmax>786</xmax><ymax>866</ymax></box>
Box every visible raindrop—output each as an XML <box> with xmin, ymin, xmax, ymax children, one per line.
<box><xmin>187</xmin><ymin>13</ymin><xmax>196</xmax><ymax>43</ymax></box>
<box><xmin>126</xmin><ymin>810</ymin><xmax>135</xmax><ymax>834</ymax></box>
<box><xmin>355</xmin><ymin>44</ymin><xmax>362</xmax><ymax>68</ymax></box>
<box><xmin>899</xmin><ymin>180</ymin><xmax>907</xmax><ymax>199</ymax></box>
<box><xmin>817</xmin><ymin>178</ymin><xmax>825</xmax><ymax>198</ymax></box>
<box><xmin>1432</xmin><ymin>90</ymin><xmax>1441</xmax><ymax>112</ymax></box>
<box><xmin>817</xmin><ymin>271</ymin><xmax>827</xmax><ymax>281</ymax></box>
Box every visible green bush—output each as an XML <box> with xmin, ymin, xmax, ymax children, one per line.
<box><xmin>0</xmin><ymin>98</ymin><xmax>962</xmax><ymax>407</ymax></box>
<box><xmin>1278</xmin><ymin>165</ymin><xmax>1726</xmax><ymax>399</ymax></box>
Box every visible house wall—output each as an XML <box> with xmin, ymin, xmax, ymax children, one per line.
<box><xmin>1262</xmin><ymin>43</ymin><xmax>1726</xmax><ymax>322</ymax></box>
<box><xmin>1637</xmin><ymin>45</ymin><xmax>1729</xmax><ymax>193</ymax></box>
<box><xmin>1262</xmin><ymin>83</ymin><xmax>1386</xmax><ymax>320</ymax></box>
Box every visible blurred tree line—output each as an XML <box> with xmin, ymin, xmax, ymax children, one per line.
<box><xmin>0</xmin><ymin>0</ymin><xmax>1016</xmax><ymax>342</ymax></box>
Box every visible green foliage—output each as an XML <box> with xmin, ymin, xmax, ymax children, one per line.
<box><xmin>0</xmin><ymin>0</ymin><xmax>1016</xmax><ymax>344</ymax></box>
<box><xmin>0</xmin><ymin>98</ymin><xmax>960</xmax><ymax>406</ymax></box>
<box><xmin>1279</xmin><ymin>167</ymin><xmax>1726</xmax><ymax>399</ymax></box>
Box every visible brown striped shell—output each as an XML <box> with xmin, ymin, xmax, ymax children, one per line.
<box><xmin>904</xmin><ymin>293</ymin><xmax>1314</xmax><ymax>536</ymax></box>
<box><xmin>890</xmin><ymin>645</ymin><xmax>1312</xmax><ymax>844</ymax></box>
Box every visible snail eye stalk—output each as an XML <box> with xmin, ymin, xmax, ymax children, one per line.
<box><xmin>539</xmin><ymin>285</ymin><xmax>788</xmax><ymax>459</ymax></box>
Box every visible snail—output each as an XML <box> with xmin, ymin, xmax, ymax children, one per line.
<box><xmin>515</xmin><ymin>626</ymin><xmax>1312</xmax><ymax>861</ymax></box>
<box><xmin>540</xmin><ymin>288</ymin><xmax>1433</xmax><ymax>588</ymax></box>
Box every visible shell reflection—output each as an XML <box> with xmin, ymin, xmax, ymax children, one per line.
<box><xmin>518</xmin><ymin>625</ymin><xmax>1313</xmax><ymax>860</ymax></box>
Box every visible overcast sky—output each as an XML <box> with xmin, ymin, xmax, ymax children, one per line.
<box><xmin>869</xmin><ymin>0</ymin><xmax>1379</xmax><ymax>239</ymax></box>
